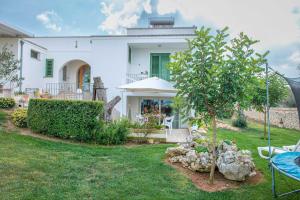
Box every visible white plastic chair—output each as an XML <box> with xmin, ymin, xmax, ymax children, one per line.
<box><xmin>163</xmin><ymin>116</ymin><xmax>174</xmax><ymax>135</ymax></box>
<box><xmin>136</xmin><ymin>114</ymin><xmax>144</xmax><ymax>124</ymax></box>
<box><xmin>257</xmin><ymin>139</ymin><xmax>300</xmax><ymax>159</ymax></box>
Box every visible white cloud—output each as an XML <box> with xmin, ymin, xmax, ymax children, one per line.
<box><xmin>99</xmin><ymin>0</ymin><xmax>152</xmax><ymax>34</ymax></box>
<box><xmin>157</xmin><ymin>0</ymin><xmax>300</xmax><ymax>49</ymax></box>
<box><xmin>36</xmin><ymin>10</ymin><xmax>62</xmax><ymax>32</ymax></box>
<box><xmin>289</xmin><ymin>51</ymin><xmax>300</xmax><ymax>63</ymax></box>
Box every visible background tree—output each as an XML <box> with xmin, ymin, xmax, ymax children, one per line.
<box><xmin>0</xmin><ymin>46</ymin><xmax>20</xmax><ymax>87</ymax></box>
<box><xmin>168</xmin><ymin>27</ymin><xmax>267</xmax><ymax>184</ymax></box>
<box><xmin>251</xmin><ymin>73</ymin><xmax>289</xmax><ymax>139</ymax></box>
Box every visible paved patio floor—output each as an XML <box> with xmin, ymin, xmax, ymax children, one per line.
<box><xmin>130</xmin><ymin>128</ymin><xmax>190</xmax><ymax>143</ymax></box>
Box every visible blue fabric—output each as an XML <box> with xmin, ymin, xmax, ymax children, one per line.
<box><xmin>272</xmin><ymin>152</ymin><xmax>300</xmax><ymax>181</ymax></box>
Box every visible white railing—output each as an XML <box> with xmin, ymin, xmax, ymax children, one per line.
<box><xmin>45</xmin><ymin>82</ymin><xmax>93</xmax><ymax>100</ymax></box>
<box><xmin>126</xmin><ymin>73</ymin><xmax>171</xmax><ymax>83</ymax></box>
<box><xmin>126</xmin><ymin>73</ymin><xmax>149</xmax><ymax>83</ymax></box>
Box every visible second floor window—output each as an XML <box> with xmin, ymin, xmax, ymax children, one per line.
<box><xmin>30</xmin><ymin>50</ymin><xmax>40</xmax><ymax>60</ymax></box>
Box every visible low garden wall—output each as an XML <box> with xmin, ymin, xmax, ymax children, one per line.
<box><xmin>244</xmin><ymin>108</ymin><xmax>300</xmax><ymax>130</ymax></box>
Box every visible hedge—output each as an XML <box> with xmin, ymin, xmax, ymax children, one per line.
<box><xmin>0</xmin><ymin>98</ymin><xmax>15</xmax><ymax>109</ymax></box>
<box><xmin>27</xmin><ymin>99</ymin><xmax>104</xmax><ymax>141</ymax></box>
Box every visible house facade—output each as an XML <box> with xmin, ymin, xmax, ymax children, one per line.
<box><xmin>0</xmin><ymin>18</ymin><xmax>196</xmax><ymax>127</ymax></box>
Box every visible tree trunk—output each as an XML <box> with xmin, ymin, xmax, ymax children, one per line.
<box><xmin>105</xmin><ymin>96</ymin><xmax>121</xmax><ymax>121</ymax></box>
<box><xmin>263</xmin><ymin>109</ymin><xmax>267</xmax><ymax>140</ymax></box>
<box><xmin>209</xmin><ymin>115</ymin><xmax>217</xmax><ymax>184</ymax></box>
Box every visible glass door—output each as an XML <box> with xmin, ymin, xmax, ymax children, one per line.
<box><xmin>150</xmin><ymin>53</ymin><xmax>170</xmax><ymax>81</ymax></box>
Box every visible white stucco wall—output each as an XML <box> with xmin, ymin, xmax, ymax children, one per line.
<box><xmin>20</xmin><ymin>34</ymin><xmax>194</xmax><ymax>116</ymax></box>
<box><xmin>21</xmin><ymin>40</ymin><xmax>47</xmax><ymax>90</ymax></box>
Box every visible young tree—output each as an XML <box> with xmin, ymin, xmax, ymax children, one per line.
<box><xmin>168</xmin><ymin>27</ymin><xmax>267</xmax><ymax>184</ymax></box>
<box><xmin>0</xmin><ymin>46</ymin><xmax>20</xmax><ymax>87</ymax></box>
<box><xmin>251</xmin><ymin>73</ymin><xmax>289</xmax><ymax>139</ymax></box>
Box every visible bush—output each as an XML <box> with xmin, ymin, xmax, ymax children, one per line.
<box><xmin>0</xmin><ymin>98</ymin><xmax>15</xmax><ymax>109</ymax></box>
<box><xmin>12</xmin><ymin>108</ymin><xmax>27</xmax><ymax>128</ymax></box>
<box><xmin>232</xmin><ymin>117</ymin><xmax>247</xmax><ymax>128</ymax></box>
<box><xmin>97</xmin><ymin>119</ymin><xmax>129</xmax><ymax>145</ymax></box>
<box><xmin>27</xmin><ymin>99</ymin><xmax>104</xmax><ymax>141</ymax></box>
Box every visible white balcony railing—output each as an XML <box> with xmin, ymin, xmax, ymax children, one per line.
<box><xmin>126</xmin><ymin>73</ymin><xmax>171</xmax><ymax>83</ymax></box>
<box><xmin>126</xmin><ymin>73</ymin><xmax>149</xmax><ymax>83</ymax></box>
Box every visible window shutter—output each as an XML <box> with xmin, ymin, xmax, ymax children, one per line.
<box><xmin>45</xmin><ymin>59</ymin><xmax>54</xmax><ymax>77</ymax></box>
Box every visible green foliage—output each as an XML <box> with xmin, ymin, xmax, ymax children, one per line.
<box><xmin>143</xmin><ymin>114</ymin><xmax>163</xmax><ymax>129</ymax></box>
<box><xmin>0</xmin><ymin>97</ymin><xmax>15</xmax><ymax>109</ymax></box>
<box><xmin>252</xmin><ymin>73</ymin><xmax>289</xmax><ymax>112</ymax></box>
<box><xmin>195</xmin><ymin>146</ymin><xmax>208</xmax><ymax>153</ymax></box>
<box><xmin>168</xmin><ymin>26</ymin><xmax>267</xmax><ymax>183</ymax></box>
<box><xmin>97</xmin><ymin>119</ymin><xmax>129</xmax><ymax>145</ymax></box>
<box><xmin>27</xmin><ymin>99</ymin><xmax>104</xmax><ymax>142</ymax></box>
<box><xmin>0</xmin><ymin>46</ymin><xmax>21</xmax><ymax>86</ymax></box>
<box><xmin>223</xmin><ymin>139</ymin><xmax>232</xmax><ymax>145</ymax></box>
<box><xmin>194</xmin><ymin>138</ymin><xmax>209</xmax><ymax>145</ymax></box>
<box><xmin>168</xmin><ymin>26</ymin><xmax>267</xmax><ymax>121</ymax></box>
<box><xmin>12</xmin><ymin>108</ymin><xmax>27</xmax><ymax>128</ymax></box>
<box><xmin>0</xmin><ymin>116</ymin><xmax>300</xmax><ymax>199</ymax></box>
<box><xmin>129</xmin><ymin>114</ymin><xmax>163</xmax><ymax>130</ymax></box>
<box><xmin>188</xmin><ymin>117</ymin><xmax>206</xmax><ymax>128</ymax></box>
<box><xmin>232</xmin><ymin>116</ymin><xmax>247</xmax><ymax>128</ymax></box>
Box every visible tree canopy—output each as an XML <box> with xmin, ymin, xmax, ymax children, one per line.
<box><xmin>168</xmin><ymin>27</ymin><xmax>268</xmax><ymax>183</ymax></box>
<box><xmin>0</xmin><ymin>46</ymin><xmax>20</xmax><ymax>86</ymax></box>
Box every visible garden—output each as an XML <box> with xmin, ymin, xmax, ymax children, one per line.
<box><xmin>0</xmin><ymin>26</ymin><xmax>299</xmax><ymax>199</ymax></box>
<box><xmin>0</xmin><ymin>110</ymin><xmax>300</xmax><ymax>200</ymax></box>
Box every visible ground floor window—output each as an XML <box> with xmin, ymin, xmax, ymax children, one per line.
<box><xmin>140</xmin><ymin>98</ymin><xmax>179</xmax><ymax>128</ymax></box>
<box><xmin>141</xmin><ymin>98</ymin><xmax>172</xmax><ymax>116</ymax></box>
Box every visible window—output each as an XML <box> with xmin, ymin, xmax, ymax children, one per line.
<box><xmin>30</xmin><ymin>49</ymin><xmax>40</xmax><ymax>60</ymax></box>
<box><xmin>128</xmin><ymin>46</ymin><xmax>131</xmax><ymax>63</ymax></box>
<box><xmin>45</xmin><ymin>59</ymin><xmax>54</xmax><ymax>77</ymax></box>
<box><xmin>63</xmin><ymin>66</ymin><xmax>67</xmax><ymax>81</ymax></box>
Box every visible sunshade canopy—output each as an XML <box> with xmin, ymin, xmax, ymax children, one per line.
<box><xmin>118</xmin><ymin>77</ymin><xmax>177</xmax><ymax>93</ymax></box>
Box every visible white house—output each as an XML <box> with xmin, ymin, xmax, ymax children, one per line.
<box><xmin>0</xmin><ymin>18</ymin><xmax>196</xmax><ymax>128</ymax></box>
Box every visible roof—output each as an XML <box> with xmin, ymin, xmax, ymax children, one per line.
<box><xmin>118</xmin><ymin>77</ymin><xmax>177</xmax><ymax>93</ymax></box>
<box><xmin>0</xmin><ymin>21</ymin><xmax>33</xmax><ymax>37</ymax></box>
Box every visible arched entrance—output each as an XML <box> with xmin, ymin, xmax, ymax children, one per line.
<box><xmin>59</xmin><ymin>59</ymin><xmax>91</xmax><ymax>91</ymax></box>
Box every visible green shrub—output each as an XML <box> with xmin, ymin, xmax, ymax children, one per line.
<box><xmin>232</xmin><ymin>117</ymin><xmax>247</xmax><ymax>128</ymax></box>
<box><xmin>195</xmin><ymin>146</ymin><xmax>208</xmax><ymax>153</ymax></box>
<box><xmin>97</xmin><ymin>119</ymin><xmax>129</xmax><ymax>145</ymax></box>
<box><xmin>27</xmin><ymin>99</ymin><xmax>104</xmax><ymax>141</ymax></box>
<box><xmin>12</xmin><ymin>108</ymin><xmax>27</xmax><ymax>128</ymax></box>
<box><xmin>0</xmin><ymin>98</ymin><xmax>15</xmax><ymax>109</ymax></box>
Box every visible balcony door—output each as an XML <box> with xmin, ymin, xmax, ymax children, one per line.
<box><xmin>150</xmin><ymin>53</ymin><xmax>170</xmax><ymax>81</ymax></box>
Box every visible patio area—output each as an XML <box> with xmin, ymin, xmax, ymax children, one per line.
<box><xmin>130</xmin><ymin>128</ymin><xmax>191</xmax><ymax>143</ymax></box>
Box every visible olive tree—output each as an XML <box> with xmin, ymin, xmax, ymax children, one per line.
<box><xmin>251</xmin><ymin>73</ymin><xmax>289</xmax><ymax>139</ymax></box>
<box><xmin>168</xmin><ymin>27</ymin><xmax>267</xmax><ymax>184</ymax></box>
<box><xmin>0</xmin><ymin>46</ymin><xmax>20</xmax><ymax>86</ymax></box>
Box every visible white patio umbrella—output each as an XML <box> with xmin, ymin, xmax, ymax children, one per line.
<box><xmin>118</xmin><ymin>77</ymin><xmax>177</xmax><ymax>93</ymax></box>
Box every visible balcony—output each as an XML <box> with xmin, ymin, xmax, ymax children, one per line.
<box><xmin>126</xmin><ymin>73</ymin><xmax>170</xmax><ymax>83</ymax></box>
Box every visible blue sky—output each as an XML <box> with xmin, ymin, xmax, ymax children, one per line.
<box><xmin>0</xmin><ymin>0</ymin><xmax>300</xmax><ymax>77</ymax></box>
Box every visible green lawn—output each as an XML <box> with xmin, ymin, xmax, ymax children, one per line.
<box><xmin>0</xmin><ymin>113</ymin><xmax>299</xmax><ymax>200</ymax></box>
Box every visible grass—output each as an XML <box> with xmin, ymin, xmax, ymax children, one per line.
<box><xmin>0</xmin><ymin>113</ymin><xmax>299</xmax><ymax>200</ymax></box>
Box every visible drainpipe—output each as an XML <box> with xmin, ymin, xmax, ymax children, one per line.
<box><xmin>19</xmin><ymin>40</ymin><xmax>24</xmax><ymax>93</ymax></box>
